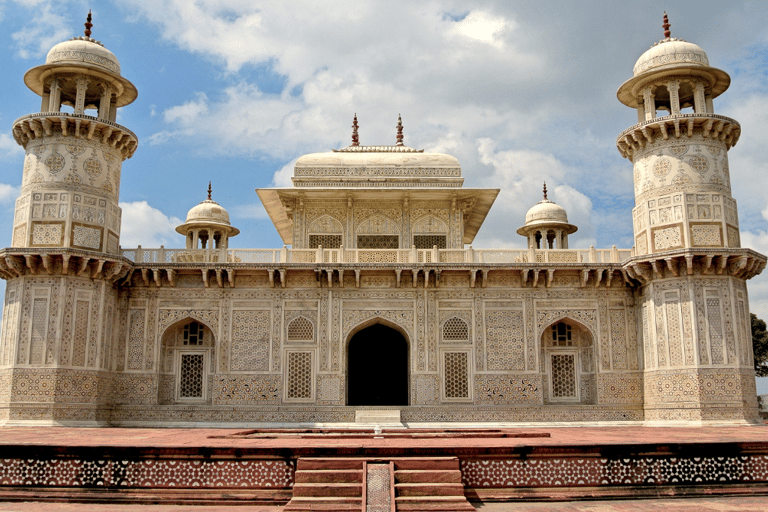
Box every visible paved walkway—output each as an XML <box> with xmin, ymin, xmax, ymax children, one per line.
<box><xmin>1</xmin><ymin>425</ymin><xmax>767</xmax><ymax>451</ymax></box>
<box><xmin>0</xmin><ymin>496</ymin><xmax>766</xmax><ymax>511</ymax></box>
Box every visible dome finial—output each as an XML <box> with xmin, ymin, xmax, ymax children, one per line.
<box><xmin>351</xmin><ymin>114</ymin><xmax>359</xmax><ymax>147</ymax></box>
<box><xmin>84</xmin><ymin>10</ymin><xmax>93</xmax><ymax>38</ymax></box>
<box><xmin>543</xmin><ymin>182</ymin><xmax>548</xmax><ymax>200</ymax></box>
<box><xmin>396</xmin><ymin>114</ymin><xmax>404</xmax><ymax>146</ymax></box>
<box><xmin>662</xmin><ymin>11</ymin><xmax>671</xmax><ymax>39</ymax></box>
<box><xmin>207</xmin><ymin>181</ymin><xmax>212</xmax><ymax>200</ymax></box>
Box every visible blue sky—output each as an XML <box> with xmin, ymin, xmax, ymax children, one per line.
<box><xmin>1</xmin><ymin>1</ymin><xmax>768</xmax><ymax>390</ymax></box>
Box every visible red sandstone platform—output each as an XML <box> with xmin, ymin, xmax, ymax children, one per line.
<box><xmin>1</xmin><ymin>426</ymin><xmax>768</xmax><ymax>508</ymax></box>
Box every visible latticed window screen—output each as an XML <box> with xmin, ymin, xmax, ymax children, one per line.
<box><xmin>550</xmin><ymin>322</ymin><xmax>572</xmax><ymax>346</ymax></box>
<box><xmin>183</xmin><ymin>322</ymin><xmax>204</xmax><ymax>345</ymax></box>
<box><xmin>443</xmin><ymin>352</ymin><xmax>469</xmax><ymax>399</ymax></box>
<box><xmin>551</xmin><ymin>353</ymin><xmax>576</xmax><ymax>398</ymax></box>
<box><xmin>309</xmin><ymin>234</ymin><xmax>342</xmax><ymax>248</ymax></box>
<box><xmin>287</xmin><ymin>352</ymin><xmax>312</xmax><ymax>399</ymax></box>
<box><xmin>357</xmin><ymin>235</ymin><xmax>399</xmax><ymax>249</ymax></box>
<box><xmin>442</xmin><ymin>317</ymin><xmax>469</xmax><ymax>341</ymax></box>
<box><xmin>179</xmin><ymin>353</ymin><xmax>204</xmax><ymax>398</ymax></box>
<box><xmin>287</xmin><ymin>316</ymin><xmax>314</xmax><ymax>341</ymax></box>
<box><xmin>413</xmin><ymin>235</ymin><xmax>446</xmax><ymax>249</ymax></box>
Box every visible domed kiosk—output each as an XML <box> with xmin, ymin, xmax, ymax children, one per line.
<box><xmin>517</xmin><ymin>183</ymin><xmax>577</xmax><ymax>249</ymax></box>
<box><xmin>176</xmin><ymin>183</ymin><xmax>240</xmax><ymax>249</ymax></box>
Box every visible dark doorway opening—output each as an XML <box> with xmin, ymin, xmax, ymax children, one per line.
<box><xmin>347</xmin><ymin>324</ymin><xmax>408</xmax><ymax>406</ymax></box>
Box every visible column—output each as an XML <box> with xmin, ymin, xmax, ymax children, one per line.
<box><xmin>48</xmin><ymin>78</ymin><xmax>62</xmax><ymax>112</ymax></box>
<box><xmin>668</xmin><ymin>79</ymin><xmax>680</xmax><ymax>115</ymax></box>
<box><xmin>98</xmin><ymin>83</ymin><xmax>112</xmax><ymax>120</ymax></box>
<box><xmin>74</xmin><ymin>76</ymin><xmax>90</xmax><ymax>115</ymax></box>
<box><xmin>642</xmin><ymin>87</ymin><xmax>656</xmax><ymax>120</ymax></box>
<box><xmin>693</xmin><ymin>82</ymin><xmax>706</xmax><ymax>114</ymax></box>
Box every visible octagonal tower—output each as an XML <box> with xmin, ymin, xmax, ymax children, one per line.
<box><xmin>10</xmin><ymin>12</ymin><xmax>137</xmax><ymax>255</ymax></box>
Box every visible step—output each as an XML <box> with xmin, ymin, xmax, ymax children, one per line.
<box><xmin>297</xmin><ymin>458</ymin><xmax>366</xmax><ymax>471</ymax></box>
<box><xmin>283</xmin><ymin>496</ymin><xmax>363</xmax><ymax>510</ymax></box>
<box><xmin>295</xmin><ymin>469</ymin><xmax>364</xmax><ymax>484</ymax></box>
<box><xmin>395</xmin><ymin>469</ymin><xmax>462</xmax><ymax>483</ymax></box>
<box><xmin>395</xmin><ymin>495</ymin><xmax>476</xmax><ymax>511</ymax></box>
<box><xmin>395</xmin><ymin>482</ymin><xmax>465</xmax><ymax>497</ymax></box>
<box><xmin>392</xmin><ymin>457</ymin><xmax>460</xmax><ymax>471</ymax></box>
<box><xmin>291</xmin><ymin>483</ymin><xmax>363</xmax><ymax>498</ymax></box>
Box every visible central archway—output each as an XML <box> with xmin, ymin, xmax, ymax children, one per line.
<box><xmin>347</xmin><ymin>323</ymin><xmax>409</xmax><ymax>406</ymax></box>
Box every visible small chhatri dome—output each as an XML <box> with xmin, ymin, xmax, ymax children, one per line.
<box><xmin>176</xmin><ymin>183</ymin><xmax>240</xmax><ymax>237</ymax></box>
<box><xmin>517</xmin><ymin>183</ymin><xmax>577</xmax><ymax>248</ymax></box>
<box><xmin>23</xmin><ymin>11</ymin><xmax>138</xmax><ymax>107</ymax></box>
<box><xmin>523</xmin><ymin>184</ymin><xmax>570</xmax><ymax>226</ymax></box>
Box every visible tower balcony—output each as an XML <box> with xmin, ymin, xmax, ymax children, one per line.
<box><xmin>616</xmin><ymin>113</ymin><xmax>740</xmax><ymax>161</ymax></box>
<box><xmin>11</xmin><ymin>112</ymin><xmax>138</xmax><ymax>160</ymax></box>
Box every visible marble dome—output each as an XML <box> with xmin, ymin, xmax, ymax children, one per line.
<box><xmin>633</xmin><ymin>39</ymin><xmax>709</xmax><ymax>77</ymax></box>
<box><xmin>46</xmin><ymin>37</ymin><xmax>121</xmax><ymax>76</ymax></box>
<box><xmin>524</xmin><ymin>198</ymin><xmax>569</xmax><ymax>226</ymax></box>
<box><xmin>176</xmin><ymin>187</ymin><xmax>240</xmax><ymax>237</ymax></box>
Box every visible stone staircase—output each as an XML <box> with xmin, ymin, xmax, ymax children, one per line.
<box><xmin>393</xmin><ymin>457</ymin><xmax>474</xmax><ymax>511</ymax></box>
<box><xmin>284</xmin><ymin>456</ymin><xmax>473</xmax><ymax>512</ymax></box>
<box><xmin>284</xmin><ymin>458</ymin><xmax>365</xmax><ymax>511</ymax></box>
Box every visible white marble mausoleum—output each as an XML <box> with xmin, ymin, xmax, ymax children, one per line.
<box><xmin>0</xmin><ymin>15</ymin><xmax>765</xmax><ymax>427</ymax></box>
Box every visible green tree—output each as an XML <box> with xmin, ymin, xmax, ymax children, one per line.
<box><xmin>752</xmin><ymin>313</ymin><xmax>768</xmax><ymax>377</ymax></box>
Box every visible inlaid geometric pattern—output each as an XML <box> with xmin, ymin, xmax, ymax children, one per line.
<box><xmin>665</xmin><ymin>292</ymin><xmax>683</xmax><ymax>367</ymax></box>
<box><xmin>691</xmin><ymin>224</ymin><xmax>722</xmax><ymax>246</ymax></box>
<box><xmin>653</xmin><ymin>226</ymin><xmax>682</xmax><ymax>251</ymax></box>
<box><xmin>444</xmin><ymin>351</ymin><xmax>469</xmax><ymax>399</ymax></box>
<box><xmin>461</xmin><ymin>455</ymin><xmax>768</xmax><ymax>488</ymax></box>
<box><xmin>179</xmin><ymin>354</ymin><xmax>204</xmax><ymax>398</ymax></box>
<box><xmin>73</xmin><ymin>225</ymin><xmax>101</xmax><ymax>249</ymax></box>
<box><xmin>0</xmin><ymin>458</ymin><xmax>295</xmax><ymax>488</ymax></box>
<box><xmin>707</xmin><ymin>297</ymin><xmax>724</xmax><ymax>364</ymax></box>
<box><xmin>413</xmin><ymin>234</ymin><xmax>446</xmax><ymax>249</ymax></box>
<box><xmin>551</xmin><ymin>354</ymin><xmax>576</xmax><ymax>398</ymax></box>
<box><xmin>287</xmin><ymin>352</ymin><xmax>312</xmax><ymax>399</ymax></box>
<box><xmin>72</xmin><ymin>300</ymin><xmax>90</xmax><ymax>367</ymax></box>
<box><xmin>231</xmin><ymin>311</ymin><xmax>269</xmax><ymax>372</ymax></box>
<box><xmin>127</xmin><ymin>310</ymin><xmax>145</xmax><ymax>371</ymax></box>
<box><xmin>287</xmin><ymin>316</ymin><xmax>314</xmax><ymax>341</ymax></box>
<box><xmin>486</xmin><ymin>310</ymin><xmax>524</xmax><ymax>370</ymax></box>
<box><xmin>442</xmin><ymin>316</ymin><xmax>469</xmax><ymax>341</ymax></box>
<box><xmin>366</xmin><ymin>463</ymin><xmax>392</xmax><ymax>512</ymax></box>
<box><xmin>31</xmin><ymin>224</ymin><xmax>62</xmax><ymax>245</ymax></box>
<box><xmin>29</xmin><ymin>298</ymin><xmax>48</xmax><ymax>365</ymax></box>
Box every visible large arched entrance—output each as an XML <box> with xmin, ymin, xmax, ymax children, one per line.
<box><xmin>347</xmin><ymin>323</ymin><xmax>408</xmax><ymax>406</ymax></box>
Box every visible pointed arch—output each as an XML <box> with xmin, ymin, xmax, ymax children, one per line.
<box><xmin>287</xmin><ymin>315</ymin><xmax>315</xmax><ymax>342</ymax></box>
<box><xmin>308</xmin><ymin>214</ymin><xmax>343</xmax><ymax>234</ymax></box>
<box><xmin>412</xmin><ymin>214</ymin><xmax>449</xmax><ymax>234</ymax></box>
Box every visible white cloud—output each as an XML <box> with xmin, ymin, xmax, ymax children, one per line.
<box><xmin>272</xmin><ymin>158</ymin><xmax>297</xmax><ymax>187</ymax></box>
<box><xmin>0</xmin><ymin>183</ymin><xmax>20</xmax><ymax>204</ymax></box>
<box><xmin>10</xmin><ymin>3</ymin><xmax>69</xmax><ymax>59</ymax></box>
<box><xmin>450</xmin><ymin>11</ymin><xmax>508</xmax><ymax>47</ymax></box>
<box><xmin>0</xmin><ymin>133</ymin><xmax>23</xmax><ymax>159</ymax></box>
<box><xmin>118</xmin><ymin>201</ymin><xmax>182</xmax><ymax>248</ymax></box>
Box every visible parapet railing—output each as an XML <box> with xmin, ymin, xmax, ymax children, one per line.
<box><xmin>120</xmin><ymin>246</ymin><xmax>633</xmax><ymax>265</ymax></box>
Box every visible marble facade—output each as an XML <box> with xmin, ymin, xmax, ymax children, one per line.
<box><xmin>0</xmin><ymin>17</ymin><xmax>764</xmax><ymax>427</ymax></box>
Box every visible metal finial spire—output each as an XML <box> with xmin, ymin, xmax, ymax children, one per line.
<box><xmin>662</xmin><ymin>12</ymin><xmax>671</xmax><ymax>39</ymax></box>
<box><xmin>207</xmin><ymin>182</ymin><xmax>212</xmax><ymax>200</ymax></box>
<box><xmin>351</xmin><ymin>114</ymin><xmax>359</xmax><ymax>147</ymax></box>
<box><xmin>84</xmin><ymin>10</ymin><xmax>93</xmax><ymax>38</ymax></box>
<box><xmin>396</xmin><ymin>114</ymin><xmax>404</xmax><ymax>146</ymax></box>
<box><xmin>543</xmin><ymin>182</ymin><xmax>548</xmax><ymax>200</ymax></box>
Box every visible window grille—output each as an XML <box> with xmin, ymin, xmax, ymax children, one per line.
<box><xmin>443</xmin><ymin>352</ymin><xmax>469</xmax><ymax>399</ymax></box>
<box><xmin>287</xmin><ymin>352</ymin><xmax>312</xmax><ymax>399</ymax></box>
<box><xmin>357</xmin><ymin>235</ymin><xmax>399</xmax><ymax>249</ymax></box>
<box><xmin>551</xmin><ymin>353</ymin><xmax>576</xmax><ymax>398</ymax></box>
<box><xmin>309</xmin><ymin>234</ymin><xmax>342</xmax><ymax>248</ymax></box>
<box><xmin>179</xmin><ymin>353</ymin><xmax>204</xmax><ymax>398</ymax></box>
<box><xmin>413</xmin><ymin>235</ymin><xmax>446</xmax><ymax>249</ymax></box>
<box><xmin>442</xmin><ymin>317</ymin><xmax>469</xmax><ymax>341</ymax></box>
<box><xmin>551</xmin><ymin>322</ymin><xmax>572</xmax><ymax>346</ymax></box>
<box><xmin>183</xmin><ymin>322</ymin><xmax>204</xmax><ymax>345</ymax></box>
<box><xmin>287</xmin><ymin>316</ymin><xmax>314</xmax><ymax>341</ymax></box>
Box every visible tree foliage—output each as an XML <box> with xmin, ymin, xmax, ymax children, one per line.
<box><xmin>752</xmin><ymin>313</ymin><xmax>768</xmax><ymax>377</ymax></box>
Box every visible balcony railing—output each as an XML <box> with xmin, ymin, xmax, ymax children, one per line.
<box><xmin>120</xmin><ymin>246</ymin><xmax>633</xmax><ymax>265</ymax></box>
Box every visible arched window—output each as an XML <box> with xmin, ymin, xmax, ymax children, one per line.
<box><xmin>442</xmin><ymin>317</ymin><xmax>469</xmax><ymax>341</ymax></box>
<box><xmin>183</xmin><ymin>321</ymin><xmax>205</xmax><ymax>345</ymax></box>
<box><xmin>542</xmin><ymin>321</ymin><xmax>594</xmax><ymax>403</ymax></box>
<box><xmin>287</xmin><ymin>316</ymin><xmax>314</xmax><ymax>342</ymax></box>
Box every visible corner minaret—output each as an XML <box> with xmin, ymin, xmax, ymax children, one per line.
<box><xmin>617</xmin><ymin>15</ymin><xmax>766</xmax><ymax>425</ymax></box>
<box><xmin>11</xmin><ymin>11</ymin><xmax>138</xmax><ymax>254</ymax></box>
<box><xmin>617</xmin><ymin>13</ymin><xmax>737</xmax><ymax>255</ymax></box>
<box><xmin>0</xmin><ymin>14</ymin><xmax>137</xmax><ymax>426</ymax></box>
